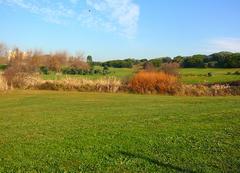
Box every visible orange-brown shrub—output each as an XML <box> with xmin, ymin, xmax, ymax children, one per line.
<box><xmin>129</xmin><ymin>71</ymin><xmax>180</xmax><ymax>94</ymax></box>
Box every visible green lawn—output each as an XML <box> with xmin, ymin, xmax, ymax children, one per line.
<box><xmin>0</xmin><ymin>91</ymin><xmax>239</xmax><ymax>172</ymax></box>
<box><xmin>41</xmin><ymin>67</ymin><xmax>240</xmax><ymax>84</ymax></box>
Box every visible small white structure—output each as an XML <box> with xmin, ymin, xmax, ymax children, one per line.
<box><xmin>7</xmin><ymin>50</ymin><xmax>29</xmax><ymax>61</ymax></box>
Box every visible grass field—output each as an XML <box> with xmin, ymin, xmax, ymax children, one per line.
<box><xmin>0</xmin><ymin>91</ymin><xmax>239</xmax><ymax>172</ymax></box>
<box><xmin>42</xmin><ymin>67</ymin><xmax>134</xmax><ymax>80</ymax></box>
<box><xmin>180</xmin><ymin>68</ymin><xmax>240</xmax><ymax>84</ymax></box>
<box><xmin>41</xmin><ymin>67</ymin><xmax>240</xmax><ymax>84</ymax></box>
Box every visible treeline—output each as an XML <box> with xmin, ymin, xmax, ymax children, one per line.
<box><xmin>97</xmin><ymin>52</ymin><xmax>240</xmax><ymax>68</ymax></box>
<box><xmin>175</xmin><ymin>52</ymin><xmax>240</xmax><ymax>68</ymax></box>
<box><xmin>1</xmin><ymin>41</ymin><xmax>239</xmax><ymax>69</ymax></box>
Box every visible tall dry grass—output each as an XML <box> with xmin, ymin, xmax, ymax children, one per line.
<box><xmin>1</xmin><ymin>71</ymin><xmax>122</xmax><ymax>92</ymax></box>
<box><xmin>129</xmin><ymin>71</ymin><xmax>180</xmax><ymax>94</ymax></box>
<box><xmin>1</xmin><ymin>72</ymin><xmax>240</xmax><ymax>96</ymax></box>
<box><xmin>0</xmin><ymin>75</ymin><xmax>8</xmax><ymax>91</ymax></box>
<box><xmin>37</xmin><ymin>77</ymin><xmax>121</xmax><ymax>92</ymax></box>
<box><xmin>178</xmin><ymin>84</ymin><xmax>240</xmax><ymax>96</ymax></box>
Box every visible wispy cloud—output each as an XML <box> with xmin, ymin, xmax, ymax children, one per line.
<box><xmin>207</xmin><ymin>37</ymin><xmax>240</xmax><ymax>52</ymax></box>
<box><xmin>2</xmin><ymin>0</ymin><xmax>75</xmax><ymax>24</ymax></box>
<box><xmin>84</xmin><ymin>0</ymin><xmax>140</xmax><ymax>37</ymax></box>
<box><xmin>0</xmin><ymin>0</ymin><xmax>140</xmax><ymax>37</ymax></box>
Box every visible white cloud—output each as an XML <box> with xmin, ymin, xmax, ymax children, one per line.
<box><xmin>78</xmin><ymin>9</ymin><xmax>117</xmax><ymax>32</ymax></box>
<box><xmin>84</xmin><ymin>0</ymin><xmax>140</xmax><ymax>37</ymax></box>
<box><xmin>208</xmin><ymin>38</ymin><xmax>240</xmax><ymax>52</ymax></box>
<box><xmin>2</xmin><ymin>0</ymin><xmax>75</xmax><ymax>24</ymax></box>
<box><xmin>1</xmin><ymin>0</ymin><xmax>140</xmax><ymax>37</ymax></box>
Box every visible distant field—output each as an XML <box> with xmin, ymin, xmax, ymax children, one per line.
<box><xmin>42</xmin><ymin>67</ymin><xmax>240</xmax><ymax>84</ymax></box>
<box><xmin>180</xmin><ymin>68</ymin><xmax>240</xmax><ymax>84</ymax></box>
<box><xmin>0</xmin><ymin>91</ymin><xmax>239</xmax><ymax>172</ymax></box>
<box><xmin>42</xmin><ymin>67</ymin><xmax>135</xmax><ymax>80</ymax></box>
<box><xmin>1</xmin><ymin>63</ymin><xmax>239</xmax><ymax>84</ymax></box>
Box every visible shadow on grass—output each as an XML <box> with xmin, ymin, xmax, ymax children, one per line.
<box><xmin>118</xmin><ymin>151</ymin><xmax>196</xmax><ymax>173</ymax></box>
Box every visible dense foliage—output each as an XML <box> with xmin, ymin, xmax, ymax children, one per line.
<box><xmin>102</xmin><ymin>59</ymin><xmax>135</xmax><ymax>68</ymax></box>
<box><xmin>98</xmin><ymin>52</ymin><xmax>240</xmax><ymax>69</ymax></box>
<box><xmin>175</xmin><ymin>52</ymin><xmax>240</xmax><ymax>68</ymax></box>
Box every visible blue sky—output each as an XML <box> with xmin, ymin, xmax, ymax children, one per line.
<box><xmin>0</xmin><ymin>0</ymin><xmax>240</xmax><ymax>60</ymax></box>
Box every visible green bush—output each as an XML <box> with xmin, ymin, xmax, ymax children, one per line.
<box><xmin>226</xmin><ymin>72</ymin><xmax>232</xmax><ymax>75</ymax></box>
<box><xmin>0</xmin><ymin>64</ymin><xmax>7</xmax><ymax>71</ymax></box>
<box><xmin>207</xmin><ymin>72</ymin><xmax>213</xmax><ymax>77</ymax></box>
<box><xmin>40</xmin><ymin>66</ymin><xmax>49</xmax><ymax>74</ymax></box>
<box><xmin>234</xmin><ymin>71</ymin><xmax>240</xmax><ymax>75</ymax></box>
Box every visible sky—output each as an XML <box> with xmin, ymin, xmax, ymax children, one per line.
<box><xmin>0</xmin><ymin>0</ymin><xmax>240</xmax><ymax>60</ymax></box>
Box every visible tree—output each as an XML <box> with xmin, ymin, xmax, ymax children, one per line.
<box><xmin>208</xmin><ymin>52</ymin><xmax>240</xmax><ymax>68</ymax></box>
<box><xmin>87</xmin><ymin>55</ymin><xmax>93</xmax><ymax>68</ymax></box>
<box><xmin>102</xmin><ymin>60</ymin><xmax>133</xmax><ymax>68</ymax></box>
<box><xmin>143</xmin><ymin>62</ymin><xmax>155</xmax><ymax>71</ymax></box>
<box><xmin>87</xmin><ymin>55</ymin><xmax>93</xmax><ymax>63</ymax></box>
<box><xmin>68</xmin><ymin>57</ymin><xmax>89</xmax><ymax>70</ymax></box>
<box><xmin>162</xmin><ymin>57</ymin><xmax>172</xmax><ymax>63</ymax></box>
<box><xmin>173</xmin><ymin>56</ymin><xmax>184</xmax><ymax>64</ymax></box>
<box><xmin>183</xmin><ymin>55</ymin><xmax>206</xmax><ymax>68</ymax></box>
<box><xmin>160</xmin><ymin>62</ymin><xmax>180</xmax><ymax>76</ymax></box>
<box><xmin>227</xmin><ymin>53</ymin><xmax>240</xmax><ymax>68</ymax></box>
<box><xmin>47</xmin><ymin>52</ymin><xmax>68</xmax><ymax>72</ymax></box>
<box><xmin>149</xmin><ymin>58</ymin><xmax>162</xmax><ymax>67</ymax></box>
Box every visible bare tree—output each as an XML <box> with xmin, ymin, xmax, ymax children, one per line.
<box><xmin>143</xmin><ymin>62</ymin><xmax>155</xmax><ymax>71</ymax></box>
<box><xmin>160</xmin><ymin>62</ymin><xmax>180</xmax><ymax>76</ymax></box>
<box><xmin>47</xmin><ymin>51</ymin><xmax>68</xmax><ymax>72</ymax></box>
<box><xmin>68</xmin><ymin>57</ymin><xmax>89</xmax><ymax>70</ymax></box>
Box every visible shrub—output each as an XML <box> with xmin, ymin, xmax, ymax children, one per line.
<box><xmin>178</xmin><ymin>84</ymin><xmax>240</xmax><ymax>96</ymax></box>
<box><xmin>40</xmin><ymin>66</ymin><xmax>49</xmax><ymax>74</ymax></box>
<box><xmin>234</xmin><ymin>71</ymin><xmax>240</xmax><ymax>75</ymax></box>
<box><xmin>68</xmin><ymin>57</ymin><xmax>89</xmax><ymax>70</ymax></box>
<box><xmin>3</xmin><ymin>61</ymin><xmax>36</xmax><ymax>86</ymax></box>
<box><xmin>226</xmin><ymin>72</ymin><xmax>232</xmax><ymax>75</ymax></box>
<box><xmin>4</xmin><ymin>73</ymin><xmax>42</xmax><ymax>89</ymax></box>
<box><xmin>129</xmin><ymin>71</ymin><xmax>180</xmax><ymax>94</ymax></box>
<box><xmin>103</xmin><ymin>66</ymin><xmax>110</xmax><ymax>75</ymax></box>
<box><xmin>143</xmin><ymin>62</ymin><xmax>155</xmax><ymax>71</ymax></box>
<box><xmin>94</xmin><ymin>69</ymin><xmax>102</xmax><ymax>74</ymax></box>
<box><xmin>208</xmin><ymin>72</ymin><xmax>213</xmax><ymax>77</ymax></box>
<box><xmin>0</xmin><ymin>64</ymin><xmax>7</xmax><ymax>71</ymax></box>
<box><xmin>160</xmin><ymin>62</ymin><xmax>180</xmax><ymax>76</ymax></box>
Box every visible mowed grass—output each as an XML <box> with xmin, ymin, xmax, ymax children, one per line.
<box><xmin>0</xmin><ymin>91</ymin><xmax>240</xmax><ymax>172</ymax></box>
<box><xmin>41</xmin><ymin>67</ymin><xmax>240</xmax><ymax>84</ymax></box>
